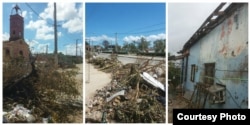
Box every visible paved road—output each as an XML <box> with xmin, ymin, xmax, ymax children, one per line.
<box><xmin>95</xmin><ymin>53</ymin><xmax>166</xmax><ymax>65</ymax></box>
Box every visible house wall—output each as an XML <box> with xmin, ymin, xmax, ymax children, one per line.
<box><xmin>183</xmin><ymin>4</ymin><xmax>248</xmax><ymax>108</ymax></box>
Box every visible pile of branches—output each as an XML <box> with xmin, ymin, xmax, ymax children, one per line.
<box><xmin>3</xmin><ymin>58</ymin><xmax>82</xmax><ymax>123</ymax></box>
<box><xmin>86</xmin><ymin>56</ymin><xmax>166</xmax><ymax>123</ymax></box>
<box><xmin>88</xmin><ymin>56</ymin><xmax>122</xmax><ymax>74</ymax></box>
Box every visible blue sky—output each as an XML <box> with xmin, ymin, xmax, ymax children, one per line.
<box><xmin>86</xmin><ymin>3</ymin><xmax>166</xmax><ymax>47</ymax></box>
<box><xmin>2</xmin><ymin>2</ymin><xmax>83</xmax><ymax>56</ymax></box>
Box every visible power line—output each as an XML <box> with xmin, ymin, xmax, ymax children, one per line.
<box><xmin>118</xmin><ymin>28</ymin><xmax>165</xmax><ymax>35</ymax></box>
<box><xmin>86</xmin><ymin>27</ymin><xmax>165</xmax><ymax>36</ymax></box>
<box><xmin>25</xmin><ymin>3</ymin><xmax>53</xmax><ymax>26</ymax></box>
<box><xmin>25</xmin><ymin>3</ymin><xmax>83</xmax><ymax>53</ymax></box>
<box><xmin>120</xmin><ymin>22</ymin><xmax>165</xmax><ymax>34</ymax></box>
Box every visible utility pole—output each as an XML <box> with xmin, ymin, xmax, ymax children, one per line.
<box><xmin>76</xmin><ymin>39</ymin><xmax>80</xmax><ymax>57</ymax></box>
<box><xmin>46</xmin><ymin>44</ymin><xmax>48</xmax><ymax>55</ymax></box>
<box><xmin>54</xmin><ymin>2</ymin><xmax>58</xmax><ymax>66</ymax></box>
<box><xmin>115</xmin><ymin>32</ymin><xmax>117</xmax><ymax>53</ymax></box>
<box><xmin>76</xmin><ymin>39</ymin><xmax>78</xmax><ymax>57</ymax></box>
<box><xmin>85</xmin><ymin>38</ymin><xmax>90</xmax><ymax>84</ymax></box>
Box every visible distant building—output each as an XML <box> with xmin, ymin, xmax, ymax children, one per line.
<box><xmin>94</xmin><ymin>45</ymin><xmax>102</xmax><ymax>50</ymax></box>
<box><xmin>85</xmin><ymin>42</ymin><xmax>91</xmax><ymax>51</ymax></box>
<box><xmin>3</xmin><ymin>4</ymin><xmax>30</xmax><ymax>62</ymax></box>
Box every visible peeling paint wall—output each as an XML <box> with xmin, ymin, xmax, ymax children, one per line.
<box><xmin>183</xmin><ymin>4</ymin><xmax>248</xmax><ymax>108</ymax></box>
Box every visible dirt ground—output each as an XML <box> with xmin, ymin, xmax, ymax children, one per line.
<box><xmin>84</xmin><ymin>63</ymin><xmax>112</xmax><ymax>108</ymax></box>
<box><xmin>68</xmin><ymin>63</ymin><xmax>83</xmax><ymax>123</ymax></box>
<box><xmin>168</xmin><ymin>84</ymin><xmax>188</xmax><ymax>123</ymax></box>
<box><xmin>65</xmin><ymin>62</ymin><xmax>112</xmax><ymax>123</ymax></box>
<box><xmin>75</xmin><ymin>64</ymin><xmax>83</xmax><ymax>98</ymax></box>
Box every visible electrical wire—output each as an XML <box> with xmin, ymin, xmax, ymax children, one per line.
<box><xmin>25</xmin><ymin>3</ymin><xmax>83</xmax><ymax>51</ymax></box>
<box><xmin>25</xmin><ymin>3</ymin><xmax>53</xmax><ymax>26</ymax></box>
<box><xmin>86</xmin><ymin>27</ymin><xmax>165</xmax><ymax>36</ymax></box>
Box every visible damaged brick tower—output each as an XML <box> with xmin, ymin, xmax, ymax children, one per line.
<box><xmin>9</xmin><ymin>4</ymin><xmax>24</xmax><ymax>41</ymax></box>
<box><xmin>3</xmin><ymin>4</ymin><xmax>30</xmax><ymax>62</ymax></box>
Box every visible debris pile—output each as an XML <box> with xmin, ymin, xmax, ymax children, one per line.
<box><xmin>3</xmin><ymin>59</ymin><xmax>82</xmax><ymax>123</ymax></box>
<box><xmin>86</xmin><ymin>56</ymin><xmax>166</xmax><ymax>123</ymax></box>
<box><xmin>89</xmin><ymin>57</ymin><xmax>123</xmax><ymax>74</ymax></box>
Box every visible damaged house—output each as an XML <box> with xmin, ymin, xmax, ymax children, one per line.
<box><xmin>178</xmin><ymin>3</ymin><xmax>248</xmax><ymax>108</ymax></box>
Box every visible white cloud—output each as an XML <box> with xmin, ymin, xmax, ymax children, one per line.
<box><xmin>36</xmin><ymin>32</ymin><xmax>54</xmax><ymax>40</ymax></box>
<box><xmin>34</xmin><ymin>3</ymin><xmax>82</xmax><ymax>35</ymax></box>
<box><xmin>87</xmin><ymin>35</ymin><xmax>115</xmax><ymax>42</ymax></box>
<box><xmin>58</xmin><ymin>32</ymin><xmax>62</xmax><ymax>37</ymax></box>
<box><xmin>168</xmin><ymin>3</ymin><xmax>220</xmax><ymax>54</ymax></box>
<box><xmin>123</xmin><ymin>35</ymin><xmax>141</xmax><ymax>43</ymax></box>
<box><xmin>24</xmin><ymin>39</ymin><xmax>51</xmax><ymax>54</ymax></box>
<box><xmin>78</xmin><ymin>4</ymin><xmax>83</xmax><ymax>19</ymax></box>
<box><xmin>26</xmin><ymin>20</ymin><xmax>49</xmax><ymax>29</ymax></box>
<box><xmin>40</xmin><ymin>3</ymin><xmax>79</xmax><ymax>21</ymax></box>
<box><xmin>26</xmin><ymin>20</ymin><xmax>54</xmax><ymax>40</ymax></box>
<box><xmin>123</xmin><ymin>33</ymin><xmax>166</xmax><ymax>43</ymax></box>
<box><xmin>22</xmin><ymin>11</ymin><xmax>27</xmax><ymax>18</ymax></box>
<box><xmin>2</xmin><ymin>32</ymin><xmax>10</xmax><ymax>41</ymax></box>
<box><xmin>65</xmin><ymin>43</ymin><xmax>83</xmax><ymax>55</ymax></box>
<box><xmin>37</xmin><ymin>43</ymin><xmax>50</xmax><ymax>53</ymax></box>
<box><xmin>145</xmin><ymin>33</ymin><xmax>166</xmax><ymax>42</ymax></box>
<box><xmin>39</xmin><ymin>3</ymin><xmax>53</xmax><ymax>20</ymax></box>
<box><xmin>61</xmin><ymin>3</ymin><xmax>83</xmax><ymax>33</ymax></box>
<box><xmin>25</xmin><ymin>39</ymin><xmax>39</xmax><ymax>47</ymax></box>
<box><xmin>62</xmin><ymin>17</ymin><xmax>82</xmax><ymax>33</ymax></box>
<box><xmin>29</xmin><ymin>12</ymin><xmax>33</xmax><ymax>19</ymax></box>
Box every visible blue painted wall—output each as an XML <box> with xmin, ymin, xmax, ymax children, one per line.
<box><xmin>182</xmin><ymin>4</ymin><xmax>248</xmax><ymax>108</ymax></box>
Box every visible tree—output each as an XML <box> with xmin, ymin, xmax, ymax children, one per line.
<box><xmin>85</xmin><ymin>41</ymin><xmax>89</xmax><ymax>46</ymax></box>
<box><xmin>102</xmin><ymin>40</ymin><xmax>110</xmax><ymax>49</ymax></box>
<box><xmin>168</xmin><ymin>53</ymin><xmax>181</xmax><ymax>87</ymax></box>
<box><xmin>123</xmin><ymin>42</ymin><xmax>138</xmax><ymax>54</ymax></box>
<box><xmin>154</xmin><ymin>39</ymin><xmax>165</xmax><ymax>53</ymax></box>
<box><xmin>138</xmin><ymin>37</ymin><xmax>150</xmax><ymax>52</ymax></box>
<box><xmin>129</xmin><ymin>43</ymin><xmax>138</xmax><ymax>53</ymax></box>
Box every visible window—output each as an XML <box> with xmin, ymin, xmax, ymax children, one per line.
<box><xmin>19</xmin><ymin>51</ymin><xmax>23</xmax><ymax>56</ymax></box>
<box><xmin>5</xmin><ymin>49</ymin><xmax>10</xmax><ymax>56</ymax></box>
<box><xmin>204</xmin><ymin>63</ymin><xmax>215</xmax><ymax>85</ymax></box>
<box><xmin>190</xmin><ymin>64</ymin><xmax>196</xmax><ymax>82</ymax></box>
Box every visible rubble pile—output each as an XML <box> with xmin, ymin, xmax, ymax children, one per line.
<box><xmin>86</xmin><ymin>56</ymin><xmax>166</xmax><ymax>123</ymax></box>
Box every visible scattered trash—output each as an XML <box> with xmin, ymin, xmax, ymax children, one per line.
<box><xmin>3</xmin><ymin>104</ymin><xmax>35</xmax><ymax>123</ymax></box>
<box><xmin>106</xmin><ymin>90</ymin><xmax>125</xmax><ymax>102</ymax></box>
<box><xmin>157</xmin><ymin>96</ymin><xmax>166</xmax><ymax>106</ymax></box>
<box><xmin>42</xmin><ymin>118</ymin><xmax>48</xmax><ymax>123</ymax></box>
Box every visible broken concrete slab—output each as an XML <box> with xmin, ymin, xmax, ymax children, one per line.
<box><xmin>140</xmin><ymin>72</ymin><xmax>165</xmax><ymax>92</ymax></box>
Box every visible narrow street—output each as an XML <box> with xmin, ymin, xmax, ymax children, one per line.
<box><xmin>96</xmin><ymin>53</ymin><xmax>165</xmax><ymax>65</ymax></box>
